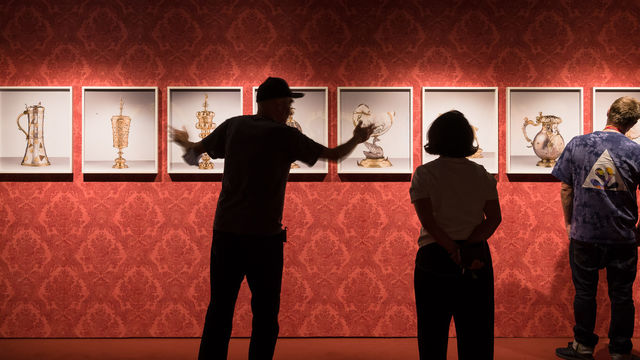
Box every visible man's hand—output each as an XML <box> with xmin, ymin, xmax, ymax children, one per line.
<box><xmin>170</xmin><ymin>126</ymin><xmax>192</xmax><ymax>149</ymax></box>
<box><xmin>443</xmin><ymin>241</ymin><xmax>461</xmax><ymax>266</ymax></box>
<box><xmin>468</xmin><ymin>259</ymin><xmax>485</xmax><ymax>270</ymax></box>
<box><xmin>353</xmin><ymin>121</ymin><xmax>375</xmax><ymax>143</ymax></box>
<box><xmin>319</xmin><ymin>121</ymin><xmax>375</xmax><ymax>160</ymax></box>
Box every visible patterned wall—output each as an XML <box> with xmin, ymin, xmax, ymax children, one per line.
<box><xmin>1</xmin><ymin>0</ymin><xmax>639</xmax><ymax>337</ymax></box>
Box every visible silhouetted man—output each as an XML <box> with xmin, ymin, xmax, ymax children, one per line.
<box><xmin>171</xmin><ymin>77</ymin><xmax>373</xmax><ymax>360</ymax></box>
<box><xmin>553</xmin><ymin>96</ymin><xmax>640</xmax><ymax>360</ymax></box>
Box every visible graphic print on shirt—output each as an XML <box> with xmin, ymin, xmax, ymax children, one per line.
<box><xmin>581</xmin><ymin>149</ymin><xmax>628</xmax><ymax>191</ymax></box>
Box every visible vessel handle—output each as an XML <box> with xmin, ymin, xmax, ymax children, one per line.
<box><xmin>522</xmin><ymin>117</ymin><xmax>538</xmax><ymax>147</ymax></box>
<box><xmin>16</xmin><ymin>111</ymin><xmax>28</xmax><ymax>138</ymax></box>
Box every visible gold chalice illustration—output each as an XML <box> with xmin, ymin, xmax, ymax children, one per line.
<box><xmin>111</xmin><ymin>98</ymin><xmax>131</xmax><ymax>169</ymax></box>
<box><xmin>195</xmin><ymin>94</ymin><xmax>216</xmax><ymax>169</ymax></box>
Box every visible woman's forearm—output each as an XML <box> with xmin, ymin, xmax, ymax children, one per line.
<box><xmin>467</xmin><ymin>199</ymin><xmax>502</xmax><ymax>243</ymax></box>
<box><xmin>413</xmin><ymin>198</ymin><xmax>459</xmax><ymax>257</ymax></box>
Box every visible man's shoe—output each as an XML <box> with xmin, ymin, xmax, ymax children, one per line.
<box><xmin>555</xmin><ymin>341</ymin><xmax>595</xmax><ymax>360</ymax></box>
<box><xmin>610</xmin><ymin>353</ymin><xmax>640</xmax><ymax>360</ymax></box>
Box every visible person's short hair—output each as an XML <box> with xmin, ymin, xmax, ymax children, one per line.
<box><xmin>607</xmin><ymin>96</ymin><xmax>640</xmax><ymax>129</ymax></box>
<box><xmin>424</xmin><ymin>110</ymin><xmax>478</xmax><ymax>158</ymax></box>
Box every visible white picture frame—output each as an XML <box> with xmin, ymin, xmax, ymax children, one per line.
<box><xmin>167</xmin><ymin>87</ymin><xmax>243</xmax><ymax>174</ymax></box>
<box><xmin>252</xmin><ymin>86</ymin><xmax>329</xmax><ymax>174</ymax></box>
<box><xmin>82</xmin><ymin>87</ymin><xmax>158</xmax><ymax>174</ymax></box>
<box><xmin>593</xmin><ymin>87</ymin><xmax>640</xmax><ymax>143</ymax></box>
<box><xmin>507</xmin><ymin>87</ymin><xmax>583</xmax><ymax>174</ymax></box>
<box><xmin>422</xmin><ymin>87</ymin><xmax>499</xmax><ymax>174</ymax></box>
<box><xmin>0</xmin><ymin>87</ymin><xmax>73</xmax><ymax>174</ymax></box>
<box><xmin>337</xmin><ymin>87</ymin><xmax>413</xmax><ymax>174</ymax></box>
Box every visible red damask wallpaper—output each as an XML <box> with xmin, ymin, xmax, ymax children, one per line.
<box><xmin>1</xmin><ymin>0</ymin><xmax>640</xmax><ymax>338</ymax></box>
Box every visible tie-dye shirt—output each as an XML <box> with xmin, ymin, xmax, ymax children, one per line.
<box><xmin>552</xmin><ymin>131</ymin><xmax>640</xmax><ymax>244</ymax></box>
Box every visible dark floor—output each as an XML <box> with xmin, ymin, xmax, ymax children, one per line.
<box><xmin>0</xmin><ymin>337</ymin><xmax>638</xmax><ymax>359</ymax></box>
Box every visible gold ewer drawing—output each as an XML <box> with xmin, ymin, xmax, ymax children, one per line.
<box><xmin>286</xmin><ymin>107</ymin><xmax>302</xmax><ymax>169</ymax></box>
<box><xmin>353</xmin><ymin>104</ymin><xmax>394</xmax><ymax>168</ymax></box>
<box><xmin>522</xmin><ymin>112</ymin><xmax>565</xmax><ymax>167</ymax></box>
<box><xmin>111</xmin><ymin>98</ymin><xmax>131</xmax><ymax>169</ymax></box>
<box><xmin>468</xmin><ymin>125</ymin><xmax>483</xmax><ymax>158</ymax></box>
<box><xmin>17</xmin><ymin>102</ymin><xmax>50</xmax><ymax>166</ymax></box>
<box><xmin>195</xmin><ymin>94</ymin><xmax>216</xmax><ymax>169</ymax></box>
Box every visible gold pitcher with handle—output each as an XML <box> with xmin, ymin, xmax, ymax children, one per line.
<box><xmin>522</xmin><ymin>112</ymin><xmax>564</xmax><ymax>167</ymax></box>
<box><xmin>17</xmin><ymin>102</ymin><xmax>50</xmax><ymax>166</ymax></box>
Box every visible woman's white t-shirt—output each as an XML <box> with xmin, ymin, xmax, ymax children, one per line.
<box><xmin>409</xmin><ymin>156</ymin><xmax>498</xmax><ymax>247</ymax></box>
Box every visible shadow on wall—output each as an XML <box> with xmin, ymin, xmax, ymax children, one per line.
<box><xmin>495</xmin><ymin>240</ymin><xmax>623</xmax><ymax>343</ymax></box>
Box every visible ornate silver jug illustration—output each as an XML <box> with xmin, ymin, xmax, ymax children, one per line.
<box><xmin>111</xmin><ymin>98</ymin><xmax>131</xmax><ymax>169</ymax></box>
<box><xmin>195</xmin><ymin>94</ymin><xmax>216</xmax><ymax>169</ymax></box>
<box><xmin>17</xmin><ymin>102</ymin><xmax>50</xmax><ymax>166</ymax></box>
<box><xmin>522</xmin><ymin>112</ymin><xmax>565</xmax><ymax>167</ymax></box>
<box><xmin>352</xmin><ymin>103</ymin><xmax>394</xmax><ymax>168</ymax></box>
<box><xmin>286</xmin><ymin>107</ymin><xmax>302</xmax><ymax>169</ymax></box>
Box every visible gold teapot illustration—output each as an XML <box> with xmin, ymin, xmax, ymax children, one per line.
<box><xmin>352</xmin><ymin>103</ymin><xmax>394</xmax><ymax>168</ymax></box>
<box><xmin>522</xmin><ymin>112</ymin><xmax>565</xmax><ymax>167</ymax></box>
<box><xmin>286</xmin><ymin>107</ymin><xmax>302</xmax><ymax>169</ymax></box>
<box><xmin>17</xmin><ymin>102</ymin><xmax>50</xmax><ymax>166</ymax></box>
<box><xmin>111</xmin><ymin>98</ymin><xmax>131</xmax><ymax>169</ymax></box>
<box><xmin>195</xmin><ymin>94</ymin><xmax>216</xmax><ymax>169</ymax></box>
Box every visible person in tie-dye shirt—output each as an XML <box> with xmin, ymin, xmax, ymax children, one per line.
<box><xmin>552</xmin><ymin>97</ymin><xmax>640</xmax><ymax>360</ymax></box>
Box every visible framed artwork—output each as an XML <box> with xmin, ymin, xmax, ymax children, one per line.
<box><xmin>337</xmin><ymin>87</ymin><xmax>413</xmax><ymax>174</ymax></box>
<box><xmin>82</xmin><ymin>87</ymin><xmax>158</xmax><ymax>174</ymax></box>
<box><xmin>0</xmin><ymin>87</ymin><xmax>72</xmax><ymax>173</ymax></box>
<box><xmin>593</xmin><ymin>87</ymin><xmax>640</xmax><ymax>143</ymax></box>
<box><xmin>422</xmin><ymin>87</ymin><xmax>498</xmax><ymax>174</ymax></box>
<box><xmin>252</xmin><ymin>87</ymin><xmax>329</xmax><ymax>174</ymax></box>
<box><xmin>168</xmin><ymin>87</ymin><xmax>243</xmax><ymax>174</ymax></box>
<box><xmin>507</xmin><ymin>87</ymin><xmax>583</xmax><ymax>174</ymax></box>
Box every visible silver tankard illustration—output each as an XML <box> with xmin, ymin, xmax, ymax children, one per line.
<box><xmin>17</xmin><ymin>102</ymin><xmax>50</xmax><ymax>166</ymax></box>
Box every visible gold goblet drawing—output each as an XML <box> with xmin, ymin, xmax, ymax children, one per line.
<box><xmin>195</xmin><ymin>94</ymin><xmax>216</xmax><ymax>169</ymax></box>
<box><xmin>111</xmin><ymin>98</ymin><xmax>131</xmax><ymax>169</ymax></box>
<box><xmin>352</xmin><ymin>103</ymin><xmax>394</xmax><ymax>168</ymax></box>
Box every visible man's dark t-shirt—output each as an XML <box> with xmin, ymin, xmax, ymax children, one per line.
<box><xmin>201</xmin><ymin>115</ymin><xmax>324</xmax><ymax>235</ymax></box>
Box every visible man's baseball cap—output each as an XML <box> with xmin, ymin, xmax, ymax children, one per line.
<box><xmin>256</xmin><ymin>77</ymin><xmax>304</xmax><ymax>102</ymax></box>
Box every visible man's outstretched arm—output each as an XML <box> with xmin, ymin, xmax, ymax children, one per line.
<box><xmin>170</xmin><ymin>126</ymin><xmax>206</xmax><ymax>155</ymax></box>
